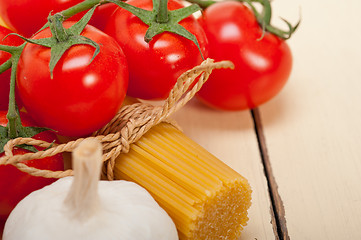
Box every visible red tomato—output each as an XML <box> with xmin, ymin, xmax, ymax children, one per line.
<box><xmin>88</xmin><ymin>3</ymin><xmax>119</xmax><ymax>31</ymax></box>
<box><xmin>17</xmin><ymin>22</ymin><xmax>128</xmax><ymax>137</ymax></box>
<box><xmin>0</xmin><ymin>0</ymin><xmax>84</xmax><ymax>37</ymax></box>
<box><xmin>104</xmin><ymin>0</ymin><xmax>208</xmax><ymax>100</ymax></box>
<box><xmin>0</xmin><ymin>25</ymin><xmax>23</xmax><ymax>110</ymax></box>
<box><xmin>196</xmin><ymin>1</ymin><xmax>293</xmax><ymax>110</ymax></box>
<box><xmin>0</xmin><ymin>111</ymin><xmax>64</xmax><ymax>222</ymax></box>
<box><xmin>0</xmin><ymin>0</ymin><xmax>118</xmax><ymax>37</ymax></box>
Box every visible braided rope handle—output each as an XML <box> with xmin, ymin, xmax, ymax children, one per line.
<box><xmin>0</xmin><ymin>59</ymin><xmax>234</xmax><ymax>180</ymax></box>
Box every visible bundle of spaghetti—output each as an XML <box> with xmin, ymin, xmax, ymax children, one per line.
<box><xmin>114</xmin><ymin>122</ymin><xmax>252</xmax><ymax>240</ymax></box>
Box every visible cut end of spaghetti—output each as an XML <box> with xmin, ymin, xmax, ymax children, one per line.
<box><xmin>187</xmin><ymin>178</ymin><xmax>252</xmax><ymax>240</ymax></box>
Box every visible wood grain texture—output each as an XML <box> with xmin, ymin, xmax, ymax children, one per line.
<box><xmin>259</xmin><ymin>0</ymin><xmax>361</xmax><ymax>239</ymax></box>
<box><xmin>173</xmin><ymin>99</ymin><xmax>276</xmax><ymax>239</ymax></box>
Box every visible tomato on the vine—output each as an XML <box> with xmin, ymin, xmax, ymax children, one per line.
<box><xmin>0</xmin><ymin>111</ymin><xmax>64</xmax><ymax>223</ymax></box>
<box><xmin>16</xmin><ymin>22</ymin><xmax>128</xmax><ymax>137</ymax></box>
<box><xmin>196</xmin><ymin>1</ymin><xmax>293</xmax><ymax>110</ymax></box>
<box><xmin>104</xmin><ymin>0</ymin><xmax>208</xmax><ymax>100</ymax></box>
<box><xmin>0</xmin><ymin>25</ymin><xmax>23</xmax><ymax>110</ymax></box>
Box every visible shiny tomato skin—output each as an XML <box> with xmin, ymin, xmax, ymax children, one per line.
<box><xmin>104</xmin><ymin>0</ymin><xmax>208</xmax><ymax>100</ymax></box>
<box><xmin>88</xmin><ymin>3</ymin><xmax>119</xmax><ymax>31</ymax></box>
<box><xmin>196</xmin><ymin>1</ymin><xmax>292</xmax><ymax>110</ymax></box>
<box><xmin>0</xmin><ymin>0</ymin><xmax>119</xmax><ymax>37</ymax></box>
<box><xmin>0</xmin><ymin>0</ymin><xmax>84</xmax><ymax>37</ymax></box>
<box><xmin>17</xmin><ymin>22</ymin><xmax>128</xmax><ymax>137</ymax></box>
<box><xmin>0</xmin><ymin>25</ymin><xmax>23</xmax><ymax>110</ymax></box>
<box><xmin>0</xmin><ymin>111</ymin><xmax>64</xmax><ymax>222</ymax></box>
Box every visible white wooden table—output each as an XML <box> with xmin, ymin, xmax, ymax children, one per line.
<box><xmin>174</xmin><ymin>0</ymin><xmax>361</xmax><ymax>239</ymax></box>
<box><xmin>2</xmin><ymin>0</ymin><xmax>361</xmax><ymax>239</ymax></box>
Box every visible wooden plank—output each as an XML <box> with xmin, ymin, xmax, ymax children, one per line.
<box><xmin>173</xmin><ymin>99</ymin><xmax>276</xmax><ymax>239</ymax></box>
<box><xmin>259</xmin><ymin>0</ymin><xmax>361</xmax><ymax>239</ymax></box>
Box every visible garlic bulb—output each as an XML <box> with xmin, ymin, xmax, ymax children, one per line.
<box><xmin>3</xmin><ymin>139</ymin><xmax>178</xmax><ymax>240</ymax></box>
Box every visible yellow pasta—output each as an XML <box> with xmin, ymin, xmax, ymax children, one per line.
<box><xmin>114</xmin><ymin>122</ymin><xmax>252</xmax><ymax>240</ymax></box>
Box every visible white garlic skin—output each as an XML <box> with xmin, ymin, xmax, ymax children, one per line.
<box><xmin>3</xmin><ymin>177</ymin><xmax>178</xmax><ymax>240</ymax></box>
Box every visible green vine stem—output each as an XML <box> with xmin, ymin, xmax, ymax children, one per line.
<box><xmin>60</xmin><ymin>0</ymin><xmax>105</xmax><ymax>19</ymax></box>
<box><xmin>0</xmin><ymin>44</ymin><xmax>22</xmax><ymax>138</ymax></box>
<box><xmin>0</xmin><ymin>44</ymin><xmax>49</xmax><ymax>152</ymax></box>
<box><xmin>7</xmin><ymin>55</ymin><xmax>21</xmax><ymax>139</ymax></box>
<box><xmin>0</xmin><ymin>59</ymin><xmax>12</xmax><ymax>75</ymax></box>
<box><xmin>186</xmin><ymin>0</ymin><xmax>299</xmax><ymax>40</ymax></box>
<box><xmin>157</xmin><ymin>0</ymin><xmax>170</xmax><ymax>23</ymax></box>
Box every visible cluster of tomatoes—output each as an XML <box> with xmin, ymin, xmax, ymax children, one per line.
<box><xmin>0</xmin><ymin>0</ymin><xmax>294</xmax><ymax>226</ymax></box>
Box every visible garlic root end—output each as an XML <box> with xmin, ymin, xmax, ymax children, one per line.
<box><xmin>64</xmin><ymin>138</ymin><xmax>103</xmax><ymax>221</ymax></box>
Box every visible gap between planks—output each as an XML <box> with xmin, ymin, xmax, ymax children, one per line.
<box><xmin>251</xmin><ymin>108</ymin><xmax>289</xmax><ymax>240</ymax></box>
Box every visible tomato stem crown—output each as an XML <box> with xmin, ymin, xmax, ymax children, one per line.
<box><xmin>48</xmin><ymin>14</ymin><xmax>69</xmax><ymax>42</ymax></box>
<box><xmin>11</xmin><ymin>6</ymin><xmax>100</xmax><ymax>78</ymax></box>
<box><xmin>108</xmin><ymin>0</ymin><xmax>204</xmax><ymax>59</ymax></box>
<box><xmin>244</xmin><ymin>0</ymin><xmax>300</xmax><ymax>40</ymax></box>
